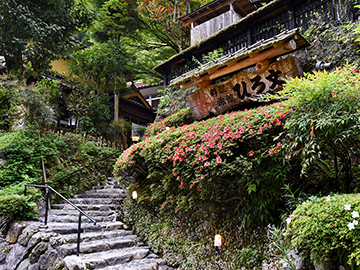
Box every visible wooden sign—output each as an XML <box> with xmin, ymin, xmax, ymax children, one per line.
<box><xmin>186</xmin><ymin>56</ymin><xmax>302</xmax><ymax>120</ymax></box>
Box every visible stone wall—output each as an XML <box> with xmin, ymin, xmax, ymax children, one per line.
<box><xmin>0</xmin><ymin>221</ymin><xmax>62</xmax><ymax>270</ymax></box>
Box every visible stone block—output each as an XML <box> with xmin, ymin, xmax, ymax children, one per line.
<box><xmin>18</xmin><ymin>224</ymin><xmax>39</xmax><ymax>246</ymax></box>
<box><xmin>6</xmin><ymin>222</ymin><xmax>26</xmax><ymax>244</ymax></box>
<box><xmin>6</xmin><ymin>243</ymin><xmax>27</xmax><ymax>270</ymax></box>
<box><xmin>17</xmin><ymin>258</ymin><xmax>31</xmax><ymax>270</ymax></box>
<box><xmin>0</xmin><ymin>216</ymin><xmax>10</xmax><ymax>238</ymax></box>
<box><xmin>63</xmin><ymin>255</ymin><xmax>85</xmax><ymax>270</ymax></box>
<box><xmin>29</xmin><ymin>242</ymin><xmax>48</xmax><ymax>264</ymax></box>
<box><xmin>37</xmin><ymin>249</ymin><xmax>58</xmax><ymax>270</ymax></box>
<box><xmin>27</xmin><ymin>232</ymin><xmax>42</xmax><ymax>251</ymax></box>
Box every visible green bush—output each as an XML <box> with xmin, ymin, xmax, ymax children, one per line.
<box><xmin>145</xmin><ymin>108</ymin><xmax>194</xmax><ymax>136</ymax></box>
<box><xmin>0</xmin><ymin>194</ymin><xmax>33</xmax><ymax>220</ymax></box>
<box><xmin>0</xmin><ymin>129</ymin><xmax>118</xmax><ymax>216</ymax></box>
<box><xmin>285</xmin><ymin>193</ymin><xmax>360</xmax><ymax>268</ymax></box>
<box><xmin>282</xmin><ymin>66</ymin><xmax>360</xmax><ymax>193</ymax></box>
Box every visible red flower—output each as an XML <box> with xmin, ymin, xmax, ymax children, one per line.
<box><xmin>249</xmin><ymin>150</ymin><xmax>254</xmax><ymax>156</ymax></box>
<box><xmin>169</xmin><ymin>195</ymin><xmax>172</xmax><ymax>199</ymax></box>
<box><xmin>162</xmin><ymin>204</ymin><xmax>165</xmax><ymax>208</ymax></box>
<box><xmin>257</xmin><ymin>129</ymin><xmax>262</xmax><ymax>134</ymax></box>
<box><xmin>201</xmin><ymin>174</ymin><xmax>204</xmax><ymax>179</ymax></box>
<box><xmin>269</xmin><ymin>149</ymin><xmax>273</xmax><ymax>155</ymax></box>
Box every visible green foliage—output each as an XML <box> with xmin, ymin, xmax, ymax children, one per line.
<box><xmin>156</xmin><ymin>86</ymin><xmax>194</xmax><ymax>120</ymax></box>
<box><xmin>281</xmin><ymin>67</ymin><xmax>360</xmax><ymax>193</ymax></box>
<box><xmin>0</xmin><ymin>0</ymin><xmax>91</xmax><ymax>74</ymax></box>
<box><xmin>192</xmin><ymin>48</ymin><xmax>224</xmax><ymax>66</ymax></box>
<box><xmin>0</xmin><ymin>129</ymin><xmax>118</xmax><ymax>203</ymax></box>
<box><xmin>268</xmin><ymin>226</ymin><xmax>296</xmax><ymax>270</ymax></box>
<box><xmin>0</xmin><ymin>75</ymin><xmax>18</xmax><ymax>129</ymax></box>
<box><xmin>69</xmin><ymin>41</ymin><xmax>128</xmax><ymax>97</ymax></box>
<box><xmin>302</xmin><ymin>19</ymin><xmax>360</xmax><ymax>72</ymax></box>
<box><xmin>106</xmin><ymin>119</ymin><xmax>132</xmax><ymax>148</ymax></box>
<box><xmin>0</xmin><ymin>195</ymin><xmax>28</xmax><ymax>219</ymax></box>
<box><xmin>285</xmin><ymin>193</ymin><xmax>360</xmax><ymax>267</ymax></box>
<box><xmin>0</xmin><ymin>75</ymin><xmax>60</xmax><ymax>131</ymax></box>
<box><xmin>145</xmin><ymin>108</ymin><xmax>194</xmax><ymax>136</ymax></box>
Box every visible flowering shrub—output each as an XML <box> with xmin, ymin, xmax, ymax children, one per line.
<box><xmin>114</xmin><ymin>100</ymin><xmax>295</xmax><ymax>268</ymax></box>
<box><xmin>115</xmin><ymin>101</ymin><xmax>293</xmax><ymax>227</ymax></box>
<box><xmin>285</xmin><ymin>193</ymin><xmax>360</xmax><ymax>267</ymax></box>
<box><xmin>145</xmin><ymin>108</ymin><xmax>194</xmax><ymax>136</ymax></box>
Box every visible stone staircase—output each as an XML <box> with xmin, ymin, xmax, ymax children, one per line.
<box><xmin>40</xmin><ymin>177</ymin><xmax>167</xmax><ymax>270</ymax></box>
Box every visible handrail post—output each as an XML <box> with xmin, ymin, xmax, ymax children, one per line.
<box><xmin>44</xmin><ymin>187</ymin><xmax>50</xmax><ymax>225</ymax></box>
<box><xmin>22</xmin><ymin>185</ymin><xmax>27</xmax><ymax>220</ymax></box>
<box><xmin>77</xmin><ymin>212</ymin><xmax>82</xmax><ymax>256</ymax></box>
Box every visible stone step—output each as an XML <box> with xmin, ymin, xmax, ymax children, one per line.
<box><xmin>46</xmin><ymin>213</ymin><xmax>117</xmax><ymax>223</ymax></box>
<box><xmin>85</xmin><ymin>189</ymin><xmax>126</xmax><ymax>195</ymax></box>
<box><xmin>51</xmin><ymin>204</ymin><xmax>121</xmax><ymax>211</ymax></box>
<box><xmin>44</xmin><ymin>221</ymin><xmax>124</xmax><ymax>234</ymax></box>
<box><xmin>47</xmin><ymin>209</ymin><xmax>117</xmax><ymax>217</ymax></box>
<box><xmin>57</xmin><ymin>235</ymin><xmax>139</xmax><ymax>257</ymax></box>
<box><xmin>55</xmin><ymin>230</ymin><xmax>134</xmax><ymax>244</ymax></box>
<box><xmin>98</xmin><ymin>257</ymin><xmax>167</xmax><ymax>270</ymax></box>
<box><xmin>74</xmin><ymin>193</ymin><xmax>125</xmax><ymax>199</ymax></box>
<box><xmin>63</xmin><ymin>247</ymin><xmax>150</xmax><ymax>270</ymax></box>
<box><xmin>67</xmin><ymin>198</ymin><xmax>123</xmax><ymax>205</ymax></box>
<box><xmin>92</xmin><ymin>185</ymin><xmax>121</xmax><ymax>190</ymax></box>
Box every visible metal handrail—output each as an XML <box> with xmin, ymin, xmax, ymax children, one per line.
<box><xmin>24</xmin><ymin>184</ymin><xmax>96</xmax><ymax>256</ymax></box>
<box><xmin>23</xmin><ymin>149</ymin><xmax>123</xmax><ymax>256</ymax></box>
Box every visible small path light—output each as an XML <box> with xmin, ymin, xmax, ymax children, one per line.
<box><xmin>214</xmin><ymin>234</ymin><xmax>222</xmax><ymax>250</ymax></box>
<box><xmin>132</xmin><ymin>191</ymin><xmax>138</xmax><ymax>200</ymax></box>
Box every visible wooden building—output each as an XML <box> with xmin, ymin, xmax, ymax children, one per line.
<box><xmin>155</xmin><ymin>0</ymin><xmax>359</xmax><ymax>89</ymax></box>
<box><xmin>155</xmin><ymin>0</ymin><xmax>359</xmax><ymax>119</ymax></box>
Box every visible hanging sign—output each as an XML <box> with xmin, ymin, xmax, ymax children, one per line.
<box><xmin>186</xmin><ymin>56</ymin><xmax>302</xmax><ymax>120</ymax></box>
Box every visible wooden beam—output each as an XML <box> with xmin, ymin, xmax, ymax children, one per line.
<box><xmin>196</xmin><ymin>80</ymin><xmax>212</xmax><ymax>89</ymax></box>
<box><xmin>122</xmin><ymin>92</ymin><xmax>152</xmax><ymax>109</ymax></box>
<box><xmin>180</xmin><ymin>74</ymin><xmax>211</xmax><ymax>90</ymax></box>
<box><xmin>179</xmin><ymin>39</ymin><xmax>298</xmax><ymax>91</ymax></box>
<box><xmin>256</xmin><ymin>58</ymin><xmax>273</xmax><ymax>71</ymax></box>
<box><xmin>209</xmin><ymin>39</ymin><xmax>297</xmax><ymax>80</ymax></box>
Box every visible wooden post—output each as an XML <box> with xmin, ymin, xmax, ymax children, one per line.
<box><xmin>114</xmin><ymin>93</ymin><xmax>119</xmax><ymax>121</ymax></box>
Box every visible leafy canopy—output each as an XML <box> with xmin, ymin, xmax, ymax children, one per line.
<box><xmin>0</xmin><ymin>0</ymin><xmax>91</xmax><ymax>74</ymax></box>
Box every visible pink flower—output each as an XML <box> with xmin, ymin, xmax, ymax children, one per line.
<box><xmin>169</xmin><ymin>195</ymin><xmax>172</xmax><ymax>199</ymax></box>
<box><xmin>269</xmin><ymin>149</ymin><xmax>273</xmax><ymax>155</ymax></box>
<box><xmin>257</xmin><ymin>129</ymin><xmax>262</xmax><ymax>134</ymax></box>
<box><xmin>249</xmin><ymin>150</ymin><xmax>254</xmax><ymax>156</ymax></box>
<box><xmin>201</xmin><ymin>174</ymin><xmax>204</xmax><ymax>179</ymax></box>
<box><xmin>162</xmin><ymin>204</ymin><xmax>165</xmax><ymax>208</ymax></box>
<box><xmin>216</xmin><ymin>156</ymin><xmax>222</xmax><ymax>164</ymax></box>
<box><xmin>277</xmin><ymin>142</ymin><xmax>281</xmax><ymax>147</ymax></box>
<box><xmin>204</xmin><ymin>161</ymin><xmax>210</xmax><ymax>167</ymax></box>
